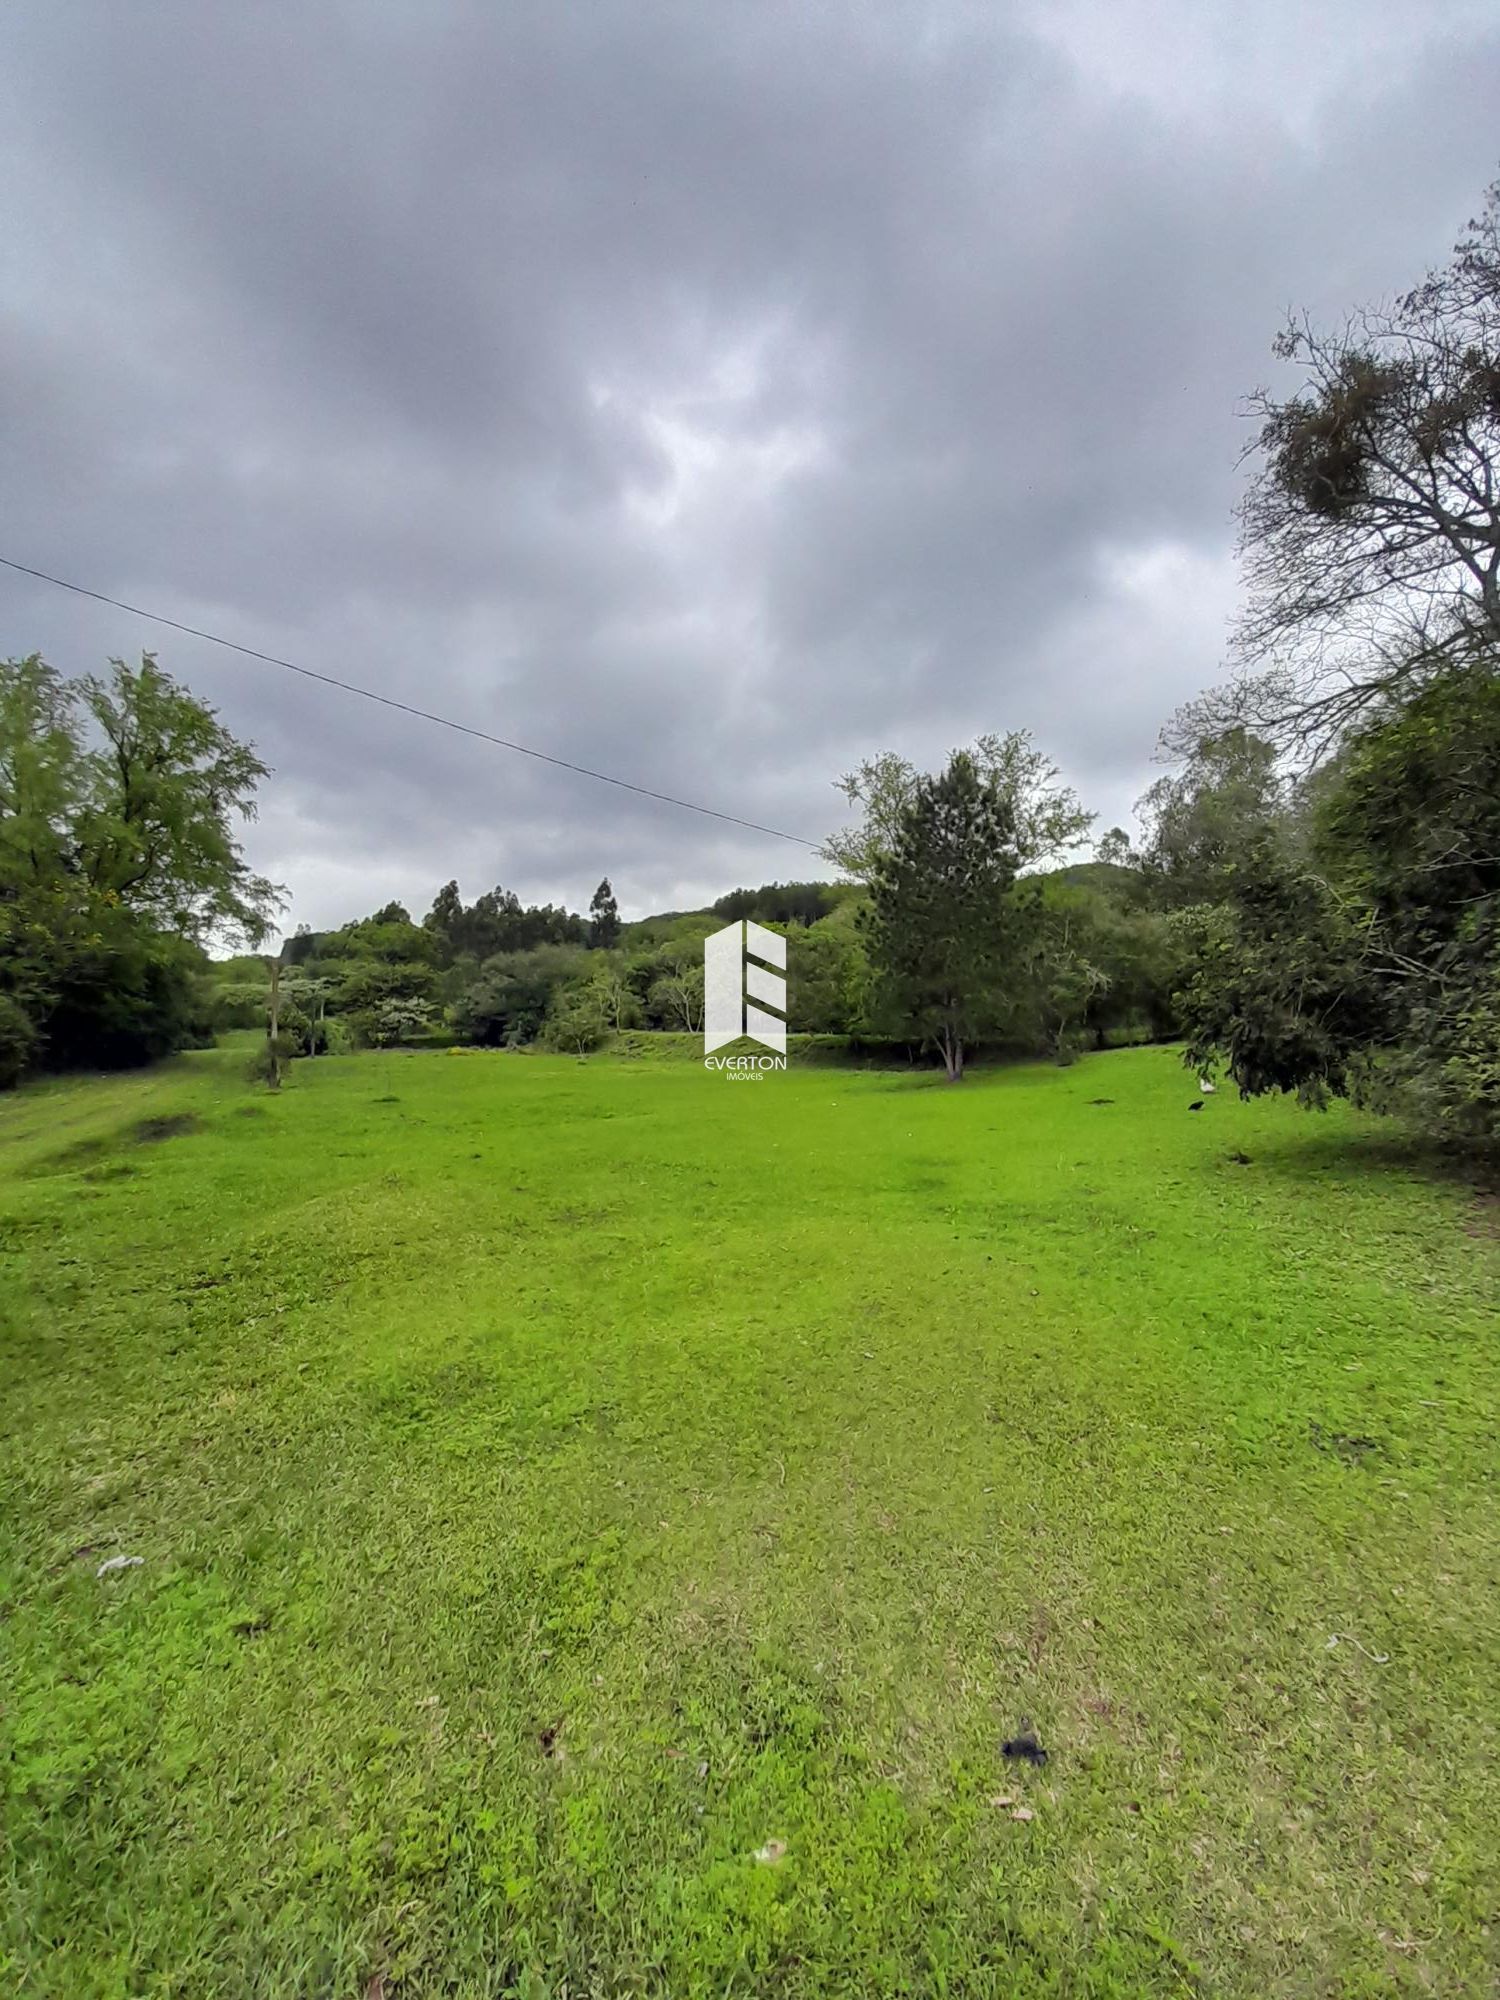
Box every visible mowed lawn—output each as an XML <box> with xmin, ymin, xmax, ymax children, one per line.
<box><xmin>1</xmin><ymin>1042</ymin><xmax>1496</xmax><ymax>1999</ymax></box>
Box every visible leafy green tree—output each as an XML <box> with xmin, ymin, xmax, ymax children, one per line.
<box><xmin>451</xmin><ymin>945</ymin><xmax>589</xmax><ymax>1045</ymax></box>
<box><xmin>863</xmin><ymin>751</ymin><xmax>1024</xmax><ymax>1081</ymax></box>
<box><xmin>1178</xmin><ymin>833</ymin><xmax>1382</xmax><ymax>1106</ymax></box>
<box><xmin>0</xmin><ymin>994</ymin><xmax>38</xmax><ymax>1089</ymax></box>
<box><xmin>588</xmin><ymin>877</ymin><xmax>621</xmax><ymax>949</ymax></box>
<box><xmin>825</xmin><ymin>731</ymin><xmax>1090</xmax><ymax>882</ymax></box>
<box><xmin>1015</xmin><ymin>880</ymin><xmax>1112</xmax><ymax>1062</ymax></box>
<box><xmin>1178</xmin><ymin>670</ymin><xmax>1500</xmax><ymax>1139</ymax></box>
<box><xmin>646</xmin><ymin>958</ymin><xmax>704</xmax><ymax>1032</ymax></box>
<box><xmin>1318</xmin><ymin>670</ymin><xmax>1500</xmax><ymax>1134</ymax></box>
<box><xmin>74</xmin><ymin>655</ymin><xmax>280</xmax><ymax>940</ymax></box>
<box><xmin>713</xmin><ymin>881</ymin><xmax>844</xmax><ymax>926</ymax></box>
<box><xmin>789</xmin><ymin>904</ymin><xmax>870</xmax><ymax>1034</ymax></box>
<box><xmin>418</xmin><ymin>880</ymin><xmax>587</xmax><ymax>962</ymax></box>
<box><xmin>322</xmin><ymin>915</ymin><xmax>437</xmax><ymax>966</ymax></box>
<box><xmin>363</xmin><ymin>997</ymin><xmax>436</xmax><ymax>1048</ymax></box>
<box><xmin>282</xmin><ymin>922</ymin><xmax>320</xmax><ymax>966</ymax></box>
<box><xmin>1135</xmin><ymin>727</ymin><xmax>1284</xmax><ymax>909</ymax></box>
<box><xmin>541</xmin><ymin>984</ymin><xmax>610</xmax><ymax>1053</ymax></box>
<box><xmin>423</xmin><ymin>879</ymin><xmax>465</xmax><ymax>951</ymax></box>
<box><xmin>336</xmin><ymin>955</ymin><xmax>439</xmax><ymax>1040</ymax></box>
<box><xmin>580</xmin><ymin>960</ymin><xmax>641</xmax><ymax>1031</ymax></box>
<box><xmin>1</xmin><ymin>652</ymin><xmax>279</xmax><ymax>1081</ymax></box>
<box><xmin>459</xmin><ymin>884</ymin><xmax>525</xmax><ymax>959</ymax></box>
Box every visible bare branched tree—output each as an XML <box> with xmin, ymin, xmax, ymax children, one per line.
<box><xmin>1170</xmin><ymin>179</ymin><xmax>1500</xmax><ymax>761</ymax></box>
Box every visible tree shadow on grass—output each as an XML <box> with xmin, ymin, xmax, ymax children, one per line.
<box><xmin>1237</xmin><ymin>1120</ymin><xmax>1498</xmax><ymax>1202</ymax></box>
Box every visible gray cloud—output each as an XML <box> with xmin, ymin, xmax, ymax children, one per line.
<box><xmin>3</xmin><ymin>0</ymin><xmax>1497</xmax><ymax>929</ymax></box>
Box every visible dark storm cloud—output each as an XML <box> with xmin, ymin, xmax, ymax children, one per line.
<box><xmin>3</xmin><ymin>0</ymin><xmax>1498</xmax><ymax>927</ymax></box>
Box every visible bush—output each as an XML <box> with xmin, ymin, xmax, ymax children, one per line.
<box><xmin>42</xmin><ymin>931</ymin><xmax>211</xmax><ymax>1072</ymax></box>
<box><xmin>276</xmin><ymin>1001</ymin><xmax>314</xmax><ymax>1055</ymax></box>
<box><xmin>246</xmin><ymin>1032</ymin><xmax>297</xmax><ymax>1089</ymax></box>
<box><xmin>348</xmin><ymin>998</ymin><xmax>436</xmax><ymax>1049</ymax></box>
<box><xmin>210</xmin><ymin>981</ymin><xmax>266</xmax><ymax>1031</ymax></box>
<box><xmin>541</xmin><ymin>991</ymin><xmax>610</xmax><ymax>1053</ymax></box>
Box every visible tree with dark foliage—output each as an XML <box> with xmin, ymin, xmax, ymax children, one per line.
<box><xmin>1178</xmin><ymin>670</ymin><xmax>1500</xmax><ymax>1140</ymax></box>
<box><xmin>588</xmin><ymin>877</ymin><xmax>621</xmax><ymax>949</ymax></box>
<box><xmin>864</xmin><ymin>751</ymin><xmax>1023</xmax><ymax>1082</ymax></box>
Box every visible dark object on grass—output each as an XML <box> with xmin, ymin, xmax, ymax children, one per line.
<box><xmin>1188</xmin><ymin>1100</ymin><xmax>1204</xmax><ymax>1112</ymax></box>
<box><xmin>1088</xmin><ymin>1097</ymin><xmax>1114</xmax><ymax>1106</ymax></box>
<box><xmin>1308</xmin><ymin>1421</ymin><xmax>1381</xmax><ymax>1463</ymax></box>
<box><xmin>1228</xmin><ymin>1150</ymin><xmax>1252</xmax><ymax>1165</ymax></box>
<box><xmin>1002</xmin><ymin>1720</ymin><xmax>1048</xmax><ymax>1766</ymax></box>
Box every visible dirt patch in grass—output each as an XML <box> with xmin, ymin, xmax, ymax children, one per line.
<box><xmin>130</xmin><ymin>1113</ymin><xmax>200</xmax><ymax>1144</ymax></box>
<box><xmin>24</xmin><ymin>1110</ymin><xmax>200</xmax><ymax>1177</ymax></box>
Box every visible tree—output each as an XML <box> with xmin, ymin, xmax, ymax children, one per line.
<box><xmin>790</xmin><ymin>904</ymin><xmax>870</xmax><ymax>1035</ymax></box>
<box><xmin>1178</xmin><ymin>669</ymin><xmax>1500</xmax><ymax>1139</ymax></box>
<box><xmin>363</xmin><ymin>997</ymin><xmax>436</xmax><ymax>1048</ymax></box>
<box><xmin>322</xmin><ymin>913</ymin><xmax>437</xmax><ymax>966</ymax></box>
<box><xmin>335</xmin><ymin>955</ymin><xmax>439</xmax><ymax>1040</ymax></box>
<box><xmin>423</xmin><ymin>878</ymin><xmax>464</xmax><ymax>949</ymax></box>
<box><xmin>74</xmin><ymin>655</ymin><xmax>280</xmax><ymax>942</ymax></box>
<box><xmin>1176</xmin><ymin>179</ymin><xmax>1500</xmax><ymax>755</ymax></box>
<box><xmin>0</xmin><ymin>652</ymin><xmax>280</xmax><ymax>1082</ymax></box>
<box><xmin>0</xmin><ymin>994</ymin><xmax>37</xmax><ymax>1089</ymax></box>
<box><xmin>863</xmin><ymin>751</ymin><xmax>1024</xmax><ymax>1081</ymax></box>
<box><xmin>418</xmin><ymin>880</ymin><xmax>587</xmax><ymax>963</ymax></box>
<box><xmin>588</xmin><ymin>877</ymin><xmax>621</xmax><ymax>949</ymax></box>
<box><xmin>647</xmin><ymin>957</ymin><xmax>705</xmax><ymax>1033</ymax></box>
<box><xmin>1135</xmin><ymin>727</ymin><xmax>1284</xmax><ymax>908</ymax></box>
<box><xmin>541</xmin><ymin>983</ymin><xmax>610</xmax><ymax>1053</ymax></box>
<box><xmin>1177</xmin><ymin>833</ymin><xmax>1383</xmax><ymax>1107</ymax></box>
<box><xmin>257</xmin><ymin>956</ymin><xmax>290</xmax><ymax>1091</ymax></box>
<box><xmin>713</xmin><ymin>881</ymin><xmax>843</xmax><ymax>926</ymax></box>
<box><xmin>825</xmin><ymin>731</ymin><xmax>1090</xmax><ymax>882</ymax></box>
<box><xmin>588</xmin><ymin>962</ymin><xmax>641</xmax><ymax>1031</ymax></box>
<box><xmin>450</xmin><ymin>945</ymin><xmax>589</xmax><ymax>1045</ymax></box>
<box><xmin>1317</xmin><ymin>668</ymin><xmax>1500</xmax><ymax>1135</ymax></box>
<box><xmin>1015</xmin><ymin>880</ymin><xmax>1113</xmax><ymax>1062</ymax></box>
<box><xmin>282</xmin><ymin>922</ymin><xmax>319</xmax><ymax>966</ymax></box>
<box><xmin>283</xmin><ymin>975</ymin><xmax>331</xmax><ymax>1053</ymax></box>
<box><xmin>1095</xmin><ymin>826</ymin><xmax>1134</xmax><ymax>869</ymax></box>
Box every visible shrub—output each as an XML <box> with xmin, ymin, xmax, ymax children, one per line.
<box><xmin>276</xmin><ymin>1002</ymin><xmax>314</xmax><ymax>1055</ymax></box>
<box><xmin>541</xmin><ymin>990</ymin><xmax>610</xmax><ymax>1053</ymax></box>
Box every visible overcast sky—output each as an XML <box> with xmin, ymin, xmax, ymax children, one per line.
<box><xmin>3</xmin><ymin>2</ymin><xmax>1497</xmax><ymax>932</ymax></box>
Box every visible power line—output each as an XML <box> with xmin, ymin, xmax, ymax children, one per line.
<box><xmin>0</xmin><ymin>554</ymin><xmax>823</xmax><ymax>850</ymax></box>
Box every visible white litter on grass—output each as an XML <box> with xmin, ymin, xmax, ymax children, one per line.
<box><xmin>1326</xmin><ymin>1632</ymin><xmax>1390</xmax><ymax>1664</ymax></box>
<box><xmin>96</xmin><ymin>1555</ymin><xmax>143</xmax><ymax>1578</ymax></box>
<box><xmin>1199</xmin><ymin>1077</ymin><xmax>1217</xmax><ymax>1094</ymax></box>
<box><xmin>753</xmin><ymin>1840</ymin><xmax>787</xmax><ymax>1866</ymax></box>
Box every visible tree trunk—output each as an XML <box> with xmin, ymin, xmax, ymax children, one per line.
<box><xmin>942</xmin><ymin>1028</ymin><xmax>964</xmax><ymax>1082</ymax></box>
<box><xmin>265</xmin><ymin>957</ymin><xmax>283</xmax><ymax>1091</ymax></box>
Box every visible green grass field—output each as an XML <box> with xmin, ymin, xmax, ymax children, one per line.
<box><xmin>2</xmin><ymin>1040</ymin><xmax>1496</xmax><ymax>1997</ymax></box>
